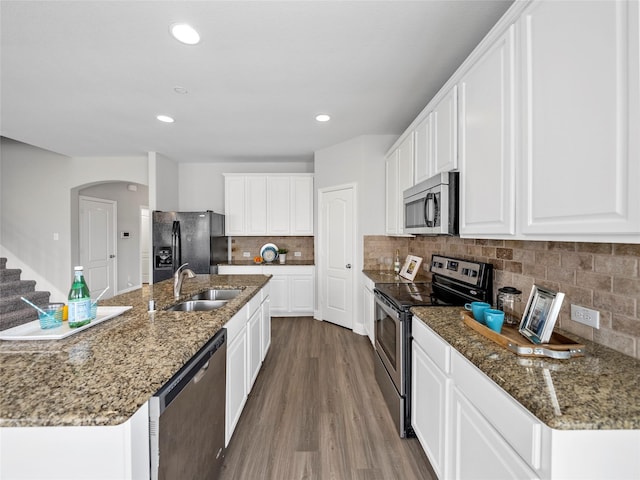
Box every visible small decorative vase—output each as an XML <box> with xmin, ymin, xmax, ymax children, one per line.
<box><xmin>279</xmin><ymin>254</ymin><xmax>286</xmax><ymax>264</ymax></box>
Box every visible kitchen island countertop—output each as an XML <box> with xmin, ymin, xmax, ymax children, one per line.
<box><xmin>0</xmin><ymin>274</ymin><xmax>270</xmax><ymax>428</ymax></box>
<box><xmin>412</xmin><ymin>306</ymin><xmax>640</xmax><ymax>431</ymax></box>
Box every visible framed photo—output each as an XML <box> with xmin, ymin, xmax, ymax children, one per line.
<box><xmin>519</xmin><ymin>285</ymin><xmax>565</xmax><ymax>344</ymax></box>
<box><xmin>400</xmin><ymin>255</ymin><xmax>423</xmax><ymax>281</ymax></box>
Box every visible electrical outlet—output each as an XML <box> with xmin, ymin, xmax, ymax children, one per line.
<box><xmin>294</xmin><ymin>251</ymin><xmax>302</xmax><ymax>257</ymax></box>
<box><xmin>242</xmin><ymin>252</ymin><xmax>251</xmax><ymax>258</ymax></box>
<box><xmin>571</xmin><ymin>304</ymin><xmax>600</xmax><ymax>329</ymax></box>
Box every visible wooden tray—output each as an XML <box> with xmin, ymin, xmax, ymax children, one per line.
<box><xmin>461</xmin><ymin>311</ymin><xmax>585</xmax><ymax>359</ymax></box>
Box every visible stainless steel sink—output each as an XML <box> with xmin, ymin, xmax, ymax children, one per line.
<box><xmin>165</xmin><ymin>300</ymin><xmax>228</xmax><ymax>312</ymax></box>
<box><xmin>190</xmin><ymin>289</ymin><xmax>242</xmax><ymax>301</ymax></box>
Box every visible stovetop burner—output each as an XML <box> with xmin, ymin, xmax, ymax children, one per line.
<box><xmin>374</xmin><ymin>254</ymin><xmax>494</xmax><ymax>311</ymax></box>
<box><xmin>374</xmin><ymin>282</ymin><xmax>441</xmax><ymax>310</ymax></box>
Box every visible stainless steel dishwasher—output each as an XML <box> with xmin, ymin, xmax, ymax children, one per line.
<box><xmin>149</xmin><ymin>328</ymin><xmax>226</xmax><ymax>480</ymax></box>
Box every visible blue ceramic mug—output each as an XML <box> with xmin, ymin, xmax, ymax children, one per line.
<box><xmin>485</xmin><ymin>309</ymin><xmax>505</xmax><ymax>333</ymax></box>
<box><xmin>464</xmin><ymin>301</ymin><xmax>491</xmax><ymax>324</ymax></box>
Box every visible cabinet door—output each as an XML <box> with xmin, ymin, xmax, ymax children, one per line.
<box><xmin>363</xmin><ymin>284</ymin><xmax>374</xmax><ymax>345</ymax></box>
<box><xmin>267</xmin><ymin>274</ymin><xmax>288</xmax><ymax>314</ymax></box>
<box><xmin>267</xmin><ymin>176</ymin><xmax>291</xmax><ymax>235</ymax></box>
<box><xmin>414</xmin><ymin>114</ymin><xmax>434</xmax><ymax>184</ymax></box>
<box><xmin>290</xmin><ymin>175</ymin><xmax>314</xmax><ymax>235</ymax></box>
<box><xmin>451</xmin><ymin>386</ymin><xmax>539</xmax><ymax>480</ymax></box>
<box><xmin>412</xmin><ymin>341</ymin><xmax>450</xmax><ymax>479</ymax></box>
<box><xmin>433</xmin><ymin>86</ymin><xmax>458</xmax><ymax>173</ymax></box>
<box><xmin>459</xmin><ymin>26</ymin><xmax>516</xmax><ymax>236</ymax></box>
<box><xmin>224</xmin><ymin>176</ymin><xmax>246</xmax><ymax>235</ymax></box>
<box><xmin>245</xmin><ymin>176</ymin><xmax>267</xmax><ymax>235</ymax></box>
<box><xmin>385</xmin><ymin>150</ymin><xmax>399</xmax><ymax>235</ymax></box>
<box><xmin>397</xmin><ymin>133</ymin><xmax>414</xmax><ymax>235</ymax></box>
<box><xmin>290</xmin><ymin>274</ymin><xmax>314</xmax><ymax>313</ymax></box>
<box><xmin>247</xmin><ymin>308</ymin><xmax>262</xmax><ymax>391</ymax></box>
<box><xmin>519</xmin><ymin>0</ymin><xmax>640</xmax><ymax>236</ymax></box>
<box><xmin>261</xmin><ymin>295</ymin><xmax>271</xmax><ymax>360</ymax></box>
<box><xmin>226</xmin><ymin>326</ymin><xmax>248</xmax><ymax>446</ymax></box>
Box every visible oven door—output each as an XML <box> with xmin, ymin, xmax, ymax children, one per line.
<box><xmin>374</xmin><ymin>291</ymin><xmax>404</xmax><ymax>394</ymax></box>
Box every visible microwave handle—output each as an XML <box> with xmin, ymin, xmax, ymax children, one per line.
<box><xmin>425</xmin><ymin>192</ymin><xmax>437</xmax><ymax>227</ymax></box>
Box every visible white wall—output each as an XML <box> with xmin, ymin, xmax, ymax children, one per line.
<box><xmin>149</xmin><ymin>151</ymin><xmax>179</xmax><ymax>212</ymax></box>
<box><xmin>0</xmin><ymin>137</ymin><xmax>149</xmax><ymax>301</ymax></box>
<box><xmin>314</xmin><ymin>134</ymin><xmax>397</xmax><ymax>334</ymax></box>
<box><xmin>178</xmin><ymin>160</ymin><xmax>313</xmax><ymax>212</ymax></box>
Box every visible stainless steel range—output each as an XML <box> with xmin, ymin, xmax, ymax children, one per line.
<box><xmin>373</xmin><ymin>254</ymin><xmax>493</xmax><ymax>437</ymax></box>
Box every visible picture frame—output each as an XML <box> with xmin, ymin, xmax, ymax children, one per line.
<box><xmin>519</xmin><ymin>285</ymin><xmax>565</xmax><ymax>344</ymax></box>
<box><xmin>400</xmin><ymin>255</ymin><xmax>423</xmax><ymax>281</ymax></box>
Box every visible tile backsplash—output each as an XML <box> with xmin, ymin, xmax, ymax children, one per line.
<box><xmin>364</xmin><ymin>235</ymin><xmax>640</xmax><ymax>359</ymax></box>
<box><xmin>231</xmin><ymin>236</ymin><xmax>314</xmax><ymax>262</ymax></box>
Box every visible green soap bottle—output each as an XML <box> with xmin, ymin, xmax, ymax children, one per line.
<box><xmin>68</xmin><ymin>266</ymin><xmax>92</xmax><ymax>328</ymax></box>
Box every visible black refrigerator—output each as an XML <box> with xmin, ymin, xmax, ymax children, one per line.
<box><xmin>152</xmin><ymin>211</ymin><xmax>228</xmax><ymax>283</ymax></box>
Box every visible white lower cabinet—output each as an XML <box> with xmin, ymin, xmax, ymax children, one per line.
<box><xmin>263</xmin><ymin>266</ymin><xmax>314</xmax><ymax>316</ymax></box>
<box><xmin>219</xmin><ymin>265</ymin><xmax>314</xmax><ymax>317</ymax></box>
<box><xmin>225</xmin><ymin>305</ymin><xmax>249</xmax><ymax>447</ymax></box>
<box><xmin>451</xmin><ymin>385</ymin><xmax>539</xmax><ymax>480</ymax></box>
<box><xmin>412</xmin><ymin>318</ymin><xmax>640</xmax><ymax>480</ymax></box>
<box><xmin>225</xmin><ymin>286</ymin><xmax>271</xmax><ymax>447</ymax></box>
<box><xmin>412</xmin><ymin>339</ymin><xmax>450</xmax><ymax>479</ymax></box>
<box><xmin>362</xmin><ymin>274</ymin><xmax>375</xmax><ymax>345</ymax></box>
<box><xmin>247</xmin><ymin>305</ymin><xmax>262</xmax><ymax>391</ymax></box>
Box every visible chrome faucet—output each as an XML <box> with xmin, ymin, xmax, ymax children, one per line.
<box><xmin>174</xmin><ymin>263</ymin><xmax>196</xmax><ymax>298</ymax></box>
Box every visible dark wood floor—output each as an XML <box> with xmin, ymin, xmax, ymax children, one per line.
<box><xmin>219</xmin><ymin>316</ymin><xmax>434</xmax><ymax>480</ymax></box>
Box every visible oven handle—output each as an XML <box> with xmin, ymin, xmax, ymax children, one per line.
<box><xmin>374</xmin><ymin>290</ymin><xmax>401</xmax><ymax>320</ymax></box>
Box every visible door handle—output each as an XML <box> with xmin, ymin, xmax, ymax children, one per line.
<box><xmin>109</xmin><ymin>254</ymin><xmax>116</xmax><ymax>259</ymax></box>
<box><xmin>346</xmin><ymin>264</ymin><xmax>352</xmax><ymax>269</ymax></box>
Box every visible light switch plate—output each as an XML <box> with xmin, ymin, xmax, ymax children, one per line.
<box><xmin>243</xmin><ymin>252</ymin><xmax>251</xmax><ymax>258</ymax></box>
<box><xmin>294</xmin><ymin>252</ymin><xmax>302</xmax><ymax>257</ymax></box>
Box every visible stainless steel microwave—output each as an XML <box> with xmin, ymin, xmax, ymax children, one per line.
<box><xmin>403</xmin><ymin>172</ymin><xmax>459</xmax><ymax>235</ymax></box>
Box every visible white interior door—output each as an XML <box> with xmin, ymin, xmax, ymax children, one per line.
<box><xmin>79</xmin><ymin>196</ymin><xmax>116</xmax><ymax>299</ymax></box>
<box><xmin>320</xmin><ymin>185</ymin><xmax>354</xmax><ymax>330</ymax></box>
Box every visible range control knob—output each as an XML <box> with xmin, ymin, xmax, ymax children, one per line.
<box><xmin>461</xmin><ymin>268</ymin><xmax>470</xmax><ymax>276</ymax></box>
<box><xmin>432</xmin><ymin>261</ymin><xmax>444</xmax><ymax>268</ymax></box>
<box><xmin>468</xmin><ymin>270</ymin><xmax>478</xmax><ymax>278</ymax></box>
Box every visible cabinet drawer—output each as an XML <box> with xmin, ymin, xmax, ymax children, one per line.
<box><xmin>247</xmin><ymin>292</ymin><xmax>261</xmax><ymax>318</ymax></box>
<box><xmin>451</xmin><ymin>351</ymin><xmax>542</xmax><ymax>470</ymax></box>
<box><xmin>225</xmin><ymin>305</ymin><xmax>248</xmax><ymax>343</ymax></box>
<box><xmin>412</xmin><ymin>318</ymin><xmax>450</xmax><ymax>373</ymax></box>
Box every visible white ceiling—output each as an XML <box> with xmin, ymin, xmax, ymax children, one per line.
<box><xmin>1</xmin><ymin>0</ymin><xmax>513</xmax><ymax>163</ymax></box>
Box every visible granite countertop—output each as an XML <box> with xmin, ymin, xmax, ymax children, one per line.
<box><xmin>221</xmin><ymin>260</ymin><xmax>315</xmax><ymax>266</ymax></box>
<box><xmin>362</xmin><ymin>269</ymin><xmax>430</xmax><ymax>284</ymax></box>
<box><xmin>0</xmin><ymin>274</ymin><xmax>270</xmax><ymax>428</ymax></box>
<box><xmin>412</xmin><ymin>306</ymin><xmax>640</xmax><ymax>431</ymax></box>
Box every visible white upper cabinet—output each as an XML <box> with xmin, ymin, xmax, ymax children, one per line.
<box><xmin>459</xmin><ymin>25</ymin><xmax>516</xmax><ymax>236</ymax></box>
<box><xmin>290</xmin><ymin>175</ymin><xmax>314</xmax><ymax>235</ymax></box>
<box><xmin>225</xmin><ymin>175</ymin><xmax>246</xmax><ymax>236</ymax></box>
<box><xmin>385</xmin><ymin>150</ymin><xmax>399</xmax><ymax>235</ymax></box>
<box><xmin>385</xmin><ymin>134</ymin><xmax>414</xmax><ymax>235</ymax></box>
<box><xmin>518</xmin><ymin>0</ymin><xmax>640</xmax><ymax>239</ymax></box>
<box><xmin>246</xmin><ymin>176</ymin><xmax>268</xmax><ymax>235</ymax></box>
<box><xmin>433</xmin><ymin>86</ymin><xmax>458</xmax><ymax>173</ymax></box>
<box><xmin>224</xmin><ymin>174</ymin><xmax>314</xmax><ymax>236</ymax></box>
<box><xmin>414</xmin><ymin>113</ymin><xmax>434</xmax><ymax>184</ymax></box>
<box><xmin>266</xmin><ymin>176</ymin><xmax>290</xmax><ymax>235</ymax></box>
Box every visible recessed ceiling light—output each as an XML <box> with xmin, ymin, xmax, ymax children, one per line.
<box><xmin>156</xmin><ymin>115</ymin><xmax>175</xmax><ymax>123</ymax></box>
<box><xmin>315</xmin><ymin>114</ymin><xmax>331</xmax><ymax>122</ymax></box>
<box><xmin>173</xmin><ymin>86</ymin><xmax>189</xmax><ymax>94</ymax></box>
<box><xmin>170</xmin><ymin>23</ymin><xmax>200</xmax><ymax>45</ymax></box>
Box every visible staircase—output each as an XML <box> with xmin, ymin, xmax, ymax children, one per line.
<box><xmin>0</xmin><ymin>257</ymin><xmax>51</xmax><ymax>331</ymax></box>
